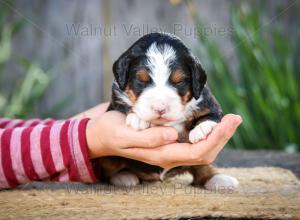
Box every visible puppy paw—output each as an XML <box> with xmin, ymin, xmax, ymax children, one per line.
<box><xmin>189</xmin><ymin>120</ymin><xmax>217</xmax><ymax>143</ymax></box>
<box><xmin>126</xmin><ymin>113</ymin><xmax>150</xmax><ymax>131</ymax></box>
<box><xmin>109</xmin><ymin>171</ymin><xmax>140</xmax><ymax>187</ymax></box>
<box><xmin>204</xmin><ymin>174</ymin><xmax>239</xmax><ymax>191</ymax></box>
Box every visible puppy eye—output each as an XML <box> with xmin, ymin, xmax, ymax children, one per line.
<box><xmin>136</xmin><ymin>69</ymin><xmax>150</xmax><ymax>83</ymax></box>
<box><xmin>170</xmin><ymin>70</ymin><xmax>185</xmax><ymax>84</ymax></box>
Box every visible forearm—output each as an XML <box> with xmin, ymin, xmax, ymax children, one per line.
<box><xmin>0</xmin><ymin>118</ymin><xmax>96</xmax><ymax>189</ymax></box>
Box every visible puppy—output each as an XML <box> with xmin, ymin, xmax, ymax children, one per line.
<box><xmin>96</xmin><ymin>32</ymin><xmax>238</xmax><ymax>190</ymax></box>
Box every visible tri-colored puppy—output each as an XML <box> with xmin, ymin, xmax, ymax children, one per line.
<box><xmin>97</xmin><ymin>32</ymin><xmax>238</xmax><ymax>190</ymax></box>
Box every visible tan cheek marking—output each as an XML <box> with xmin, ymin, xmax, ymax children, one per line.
<box><xmin>181</xmin><ymin>90</ymin><xmax>192</xmax><ymax>104</ymax></box>
<box><xmin>125</xmin><ymin>86</ymin><xmax>138</xmax><ymax>103</ymax></box>
<box><xmin>136</xmin><ymin>69</ymin><xmax>150</xmax><ymax>82</ymax></box>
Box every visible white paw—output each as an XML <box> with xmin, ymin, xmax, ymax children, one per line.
<box><xmin>126</xmin><ymin>113</ymin><xmax>150</xmax><ymax>130</ymax></box>
<box><xmin>189</xmin><ymin>120</ymin><xmax>217</xmax><ymax>143</ymax></box>
<box><xmin>204</xmin><ymin>174</ymin><xmax>239</xmax><ymax>191</ymax></box>
<box><xmin>109</xmin><ymin>171</ymin><xmax>140</xmax><ymax>187</ymax></box>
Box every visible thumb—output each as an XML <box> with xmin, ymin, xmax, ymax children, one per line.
<box><xmin>123</xmin><ymin>126</ymin><xmax>178</xmax><ymax>148</ymax></box>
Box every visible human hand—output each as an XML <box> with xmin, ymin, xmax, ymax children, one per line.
<box><xmin>120</xmin><ymin>114</ymin><xmax>242</xmax><ymax>168</ymax></box>
<box><xmin>86</xmin><ymin>110</ymin><xmax>178</xmax><ymax>158</ymax></box>
<box><xmin>86</xmin><ymin>110</ymin><xmax>242</xmax><ymax>169</ymax></box>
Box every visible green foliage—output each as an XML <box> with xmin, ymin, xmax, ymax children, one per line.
<box><xmin>1</xmin><ymin>61</ymin><xmax>50</xmax><ymax>118</ymax></box>
<box><xmin>191</xmin><ymin>2</ymin><xmax>300</xmax><ymax>151</ymax></box>
<box><xmin>0</xmin><ymin>2</ymin><xmax>50</xmax><ymax>118</ymax></box>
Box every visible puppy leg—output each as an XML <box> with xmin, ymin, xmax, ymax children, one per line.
<box><xmin>189</xmin><ymin>120</ymin><xmax>217</xmax><ymax>143</ymax></box>
<box><xmin>96</xmin><ymin>157</ymin><xmax>126</xmax><ymax>182</ymax></box>
<box><xmin>109</xmin><ymin>171</ymin><xmax>140</xmax><ymax>187</ymax></box>
<box><xmin>189</xmin><ymin>165</ymin><xmax>239</xmax><ymax>190</ymax></box>
<box><xmin>204</xmin><ymin>174</ymin><xmax>239</xmax><ymax>191</ymax></box>
<box><xmin>189</xmin><ymin>165</ymin><xmax>218</xmax><ymax>187</ymax></box>
<box><xmin>188</xmin><ymin>88</ymin><xmax>223</xmax><ymax>143</ymax></box>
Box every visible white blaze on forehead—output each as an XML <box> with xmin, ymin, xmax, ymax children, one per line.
<box><xmin>131</xmin><ymin>42</ymin><xmax>182</xmax><ymax>121</ymax></box>
<box><xmin>146</xmin><ymin>43</ymin><xmax>176</xmax><ymax>86</ymax></box>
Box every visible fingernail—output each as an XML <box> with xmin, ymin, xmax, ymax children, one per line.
<box><xmin>234</xmin><ymin>115</ymin><xmax>243</xmax><ymax>124</ymax></box>
<box><xmin>164</xmin><ymin>129</ymin><xmax>178</xmax><ymax>141</ymax></box>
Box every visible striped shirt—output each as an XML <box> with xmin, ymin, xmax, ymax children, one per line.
<box><xmin>0</xmin><ymin>118</ymin><xmax>96</xmax><ymax>189</ymax></box>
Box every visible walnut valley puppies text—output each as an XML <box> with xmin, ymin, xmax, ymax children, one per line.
<box><xmin>65</xmin><ymin>23</ymin><xmax>233</xmax><ymax>38</ymax></box>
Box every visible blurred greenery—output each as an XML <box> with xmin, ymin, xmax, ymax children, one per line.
<box><xmin>0</xmin><ymin>2</ymin><xmax>50</xmax><ymax>118</ymax></box>
<box><xmin>187</xmin><ymin>1</ymin><xmax>300</xmax><ymax>151</ymax></box>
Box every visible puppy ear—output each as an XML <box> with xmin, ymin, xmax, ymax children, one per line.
<box><xmin>188</xmin><ymin>55</ymin><xmax>207</xmax><ymax>100</ymax></box>
<box><xmin>112</xmin><ymin>52</ymin><xmax>131</xmax><ymax>90</ymax></box>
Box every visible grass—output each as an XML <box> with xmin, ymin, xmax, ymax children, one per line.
<box><xmin>0</xmin><ymin>1</ymin><xmax>50</xmax><ymax>118</ymax></box>
<box><xmin>186</xmin><ymin>1</ymin><xmax>300</xmax><ymax>151</ymax></box>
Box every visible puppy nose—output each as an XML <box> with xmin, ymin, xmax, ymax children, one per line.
<box><xmin>151</xmin><ymin>104</ymin><xmax>168</xmax><ymax>115</ymax></box>
<box><xmin>155</xmin><ymin>109</ymin><xmax>166</xmax><ymax>115</ymax></box>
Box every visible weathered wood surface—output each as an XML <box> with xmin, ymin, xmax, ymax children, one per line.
<box><xmin>1</xmin><ymin>167</ymin><xmax>299</xmax><ymax>219</ymax></box>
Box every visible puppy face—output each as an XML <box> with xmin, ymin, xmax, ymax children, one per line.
<box><xmin>113</xmin><ymin>33</ymin><xmax>206</xmax><ymax>124</ymax></box>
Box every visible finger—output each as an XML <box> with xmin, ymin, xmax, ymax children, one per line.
<box><xmin>118</xmin><ymin>114</ymin><xmax>242</xmax><ymax>168</ymax></box>
<box><xmin>122</xmin><ymin>126</ymin><xmax>178</xmax><ymax>148</ymax></box>
<box><xmin>119</xmin><ymin>142</ymin><xmax>191</xmax><ymax>167</ymax></box>
<box><xmin>118</xmin><ymin>147</ymin><xmax>162</xmax><ymax>165</ymax></box>
<box><xmin>120</xmin><ymin>114</ymin><xmax>242</xmax><ymax>166</ymax></box>
<box><xmin>193</xmin><ymin>114</ymin><xmax>242</xmax><ymax>157</ymax></box>
<box><xmin>208</xmin><ymin>114</ymin><xmax>242</xmax><ymax>147</ymax></box>
<box><xmin>169</xmin><ymin>114</ymin><xmax>242</xmax><ymax>166</ymax></box>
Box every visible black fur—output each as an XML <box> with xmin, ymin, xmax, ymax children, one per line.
<box><xmin>111</xmin><ymin>33</ymin><xmax>206</xmax><ymax>105</ymax></box>
<box><xmin>187</xmin><ymin>55</ymin><xmax>207</xmax><ymax>100</ymax></box>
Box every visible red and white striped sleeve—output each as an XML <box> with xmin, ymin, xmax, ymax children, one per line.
<box><xmin>0</xmin><ymin>118</ymin><xmax>97</xmax><ymax>189</ymax></box>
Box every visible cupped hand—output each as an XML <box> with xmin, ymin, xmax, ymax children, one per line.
<box><xmin>120</xmin><ymin>114</ymin><xmax>242</xmax><ymax>168</ymax></box>
<box><xmin>86</xmin><ymin>109</ymin><xmax>242</xmax><ymax>169</ymax></box>
<box><xmin>86</xmin><ymin>110</ymin><xmax>178</xmax><ymax>158</ymax></box>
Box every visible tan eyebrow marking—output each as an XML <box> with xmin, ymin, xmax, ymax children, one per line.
<box><xmin>136</xmin><ymin>69</ymin><xmax>150</xmax><ymax>82</ymax></box>
<box><xmin>170</xmin><ymin>69</ymin><xmax>185</xmax><ymax>83</ymax></box>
